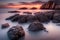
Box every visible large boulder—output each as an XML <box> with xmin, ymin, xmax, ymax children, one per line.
<box><xmin>35</xmin><ymin>11</ymin><xmax>54</xmax><ymax>23</ymax></box>
<box><xmin>35</xmin><ymin>13</ymin><xmax>49</xmax><ymax>23</ymax></box>
<box><xmin>52</xmin><ymin>12</ymin><xmax>60</xmax><ymax>23</ymax></box>
<box><xmin>8</xmin><ymin>26</ymin><xmax>25</xmax><ymax>40</ymax></box>
<box><xmin>1</xmin><ymin>23</ymin><xmax>10</xmax><ymax>29</ymax></box>
<box><xmin>28</xmin><ymin>22</ymin><xmax>46</xmax><ymax>31</ymax></box>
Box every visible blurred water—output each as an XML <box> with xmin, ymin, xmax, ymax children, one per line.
<box><xmin>0</xmin><ymin>8</ymin><xmax>60</xmax><ymax>40</ymax></box>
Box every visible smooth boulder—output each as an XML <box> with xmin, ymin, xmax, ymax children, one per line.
<box><xmin>1</xmin><ymin>23</ymin><xmax>10</xmax><ymax>29</ymax></box>
<box><xmin>8</xmin><ymin>26</ymin><xmax>25</xmax><ymax>40</ymax></box>
<box><xmin>28</xmin><ymin>22</ymin><xmax>46</xmax><ymax>31</ymax></box>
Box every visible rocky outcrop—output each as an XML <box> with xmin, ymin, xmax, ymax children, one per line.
<box><xmin>8</xmin><ymin>26</ymin><xmax>25</xmax><ymax>40</ymax></box>
<box><xmin>6</xmin><ymin>11</ymin><xmax>55</xmax><ymax>23</ymax></box>
<box><xmin>40</xmin><ymin>1</ymin><xmax>56</xmax><ymax>9</ymax></box>
<box><xmin>52</xmin><ymin>12</ymin><xmax>60</xmax><ymax>23</ymax></box>
<box><xmin>28</xmin><ymin>22</ymin><xmax>46</xmax><ymax>31</ymax></box>
<box><xmin>1</xmin><ymin>23</ymin><xmax>10</xmax><ymax>29</ymax></box>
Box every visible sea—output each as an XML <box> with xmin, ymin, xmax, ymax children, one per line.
<box><xmin>0</xmin><ymin>8</ymin><xmax>60</xmax><ymax>40</ymax></box>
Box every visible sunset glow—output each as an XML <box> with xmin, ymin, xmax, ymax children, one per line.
<box><xmin>6</xmin><ymin>4</ymin><xmax>42</xmax><ymax>9</ymax></box>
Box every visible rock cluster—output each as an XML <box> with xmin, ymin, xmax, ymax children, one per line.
<box><xmin>6</xmin><ymin>11</ymin><xmax>55</xmax><ymax>23</ymax></box>
<box><xmin>6</xmin><ymin>11</ymin><xmax>60</xmax><ymax>23</ymax></box>
<box><xmin>8</xmin><ymin>26</ymin><xmax>25</xmax><ymax>40</ymax></box>
<box><xmin>6</xmin><ymin>11</ymin><xmax>60</xmax><ymax>40</ymax></box>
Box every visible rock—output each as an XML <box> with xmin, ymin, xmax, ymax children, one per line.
<box><xmin>34</xmin><ymin>11</ymin><xmax>55</xmax><ymax>23</ymax></box>
<box><xmin>52</xmin><ymin>13</ymin><xmax>60</xmax><ymax>23</ymax></box>
<box><xmin>6</xmin><ymin>14</ymin><xmax>19</xmax><ymax>20</ymax></box>
<box><xmin>1</xmin><ymin>23</ymin><xmax>10</xmax><ymax>29</ymax></box>
<box><xmin>40</xmin><ymin>1</ymin><xmax>56</xmax><ymax>9</ymax></box>
<box><xmin>19</xmin><ymin>7</ymin><xmax>28</xmax><ymax>10</ymax></box>
<box><xmin>55</xmin><ymin>5</ymin><xmax>60</xmax><ymax>10</ymax></box>
<box><xmin>34</xmin><ymin>12</ymin><xmax>41</xmax><ymax>15</ymax></box>
<box><xmin>11</xmin><ymin>14</ymin><xmax>20</xmax><ymax>22</ymax></box>
<box><xmin>28</xmin><ymin>22</ymin><xmax>46</xmax><ymax>31</ymax></box>
<box><xmin>30</xmin><ymin>7</ymin><xmax>37</xmax><ymax>10</ymax></box>
<box><xmin>8</xmin><ymin>11</ymin><xmax>20</xmax><ymax>13</ymax></box>
<box><xmin>18</xmin><ymin>15</ymin><xmax>28</xmax><ymax>23</ymax></box>
<box><xmin>43</xmin><ymin>11</ymin><xmax>55</xmax><ymax>20</ymax></box>
<box><xmin>8</xmin><ymin>26</ymin><xmax>25</xmax><ymax>40</ymax></box>
<box><xmin>23</xmin><ymin>12</ymin><xmax>32</xmax><ymax>15</ymax></box>
<box><xmin>27</xmin><ymin>15</ymin><xmax>39</xmax><ymax>22</ymax></box>
<box><xmin>35</xmin><ymin>12</ymin><xmax>50</xmax><ymax>23</ymax></box>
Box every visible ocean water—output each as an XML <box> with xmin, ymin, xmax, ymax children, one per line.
<box><xmin>0</xmin><ymin>8</ymin><xmax>60</xmax><ymax>40</ymax></box>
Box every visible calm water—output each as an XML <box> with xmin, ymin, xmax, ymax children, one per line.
<box><xmin>0</xmin><ymin>8</ymin><xmax>60</xmax><ymax>40</ymax></box>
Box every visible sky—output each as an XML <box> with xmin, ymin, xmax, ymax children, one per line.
<box><xmin>0</xmin><ymin>0</ymin><xmax>60</xmax><ymax>4</ymax></box>
<box><xmin>0</xmin><ymin>0</ymin><xmax>50</xmax><ymax>3</ymax></box>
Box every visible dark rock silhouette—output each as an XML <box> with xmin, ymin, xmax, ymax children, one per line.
<box><xmin>28</xmin><ymin>22</ymin><xmax>46</xmax><ymax>31</ymax></box>
<box><xmin>19</xmin><ymin>7</ymin><xmax>28</xmax><ymax>10</ymax></box>
<box><xmin>40</xmin><ymin>1</ymin><xmax>56</xmax><ymax>9</ymax></box>
<box><xmin>55</xmin><ymin>5</ymin><xmax>60</xmax><ymax>10</ymax></box>
<box><xmin>23</xmin><ymin>12</ymin><xmax>32</xmax><ymax>15</ymax></box>
<box><xmin>30</xmin><ymin>7</ymin><xmax>37</xmax><ymax>10</ymax></box>
<box><xmin>8</xmin><ymin>11</ymin><xmax>20</xmax><ymax>13</ymax></box>
<box><xmin>8</xmin><ymin>25</ymin><xmax>25</xmax><ymax>40</ymax></box>
<box><xmin>1</xmin><ymin>23</ymin><xmax>10</xmax><ymax>29</ymax></box>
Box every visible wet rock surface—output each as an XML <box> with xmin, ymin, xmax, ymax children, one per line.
<box><xmin>1</xmin><ymin>23</ymin><xmax>10</xmax><ymax>29</ymax></box>
<box><xmin>28</xmin><ymin>22</ymin><xmax>46</xmax><ymax>31</ymax></box>
<box><xmin>52</xmin><ymin>12</ymin><xmax>60</xmax><ymax>23</ymax></box>
<box><xmin>8</xmin><ymin>26</ymin><xmax>25</xmax><ymax>40</ymax></box>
